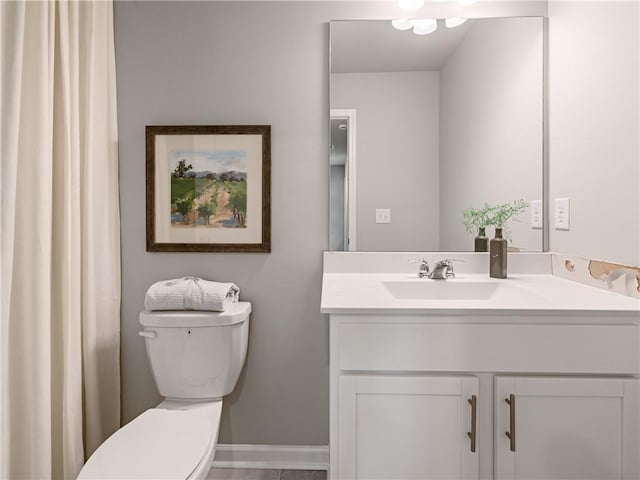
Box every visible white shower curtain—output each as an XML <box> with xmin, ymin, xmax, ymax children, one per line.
<box><xmin>0</xmin><ymin>1</ymin><xmax>121</xmax><ymax>478</ymax></box>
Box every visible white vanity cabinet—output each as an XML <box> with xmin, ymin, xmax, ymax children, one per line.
<box><xmin>328</xmin><ymin>315</ymin><xmax>640</xmax><ymax>480</ymax></box>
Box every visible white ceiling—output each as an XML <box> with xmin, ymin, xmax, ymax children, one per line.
<box><xmin>331</xmin><ymin>19</ymin><xmax>473</xmax><ymax>73</ymax></box>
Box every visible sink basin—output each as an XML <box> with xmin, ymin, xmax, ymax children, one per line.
<box><xmin>382</xmin><ymin>280</ymin><xmax>501</xmax><ymax>300</ymax></box>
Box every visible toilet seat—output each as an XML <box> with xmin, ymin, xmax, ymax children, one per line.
<box><xmin>78</xmin><ymin>401</ymin><xmax>222</xmax><ymax>479</ymax></box>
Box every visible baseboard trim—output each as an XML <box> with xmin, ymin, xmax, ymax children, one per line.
<box><xmin>212</xmin><ymin>444</ymin><xmax>329</xmax><ymax>471</ymax></box>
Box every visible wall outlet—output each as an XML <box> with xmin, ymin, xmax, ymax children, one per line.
<box><xmin>554</xmin><ymin>198</ymin><xmax>570</xmax><ymax>230</ymax></box>
<box><xmin>375</xmin><ymin>208</ymin><xmax>391</xmax><ymax>224</ymax></box>
<box><xmin>530</xmin><ymin>199</ymin><xmax>543</xmax><ymax>229</ymax></box>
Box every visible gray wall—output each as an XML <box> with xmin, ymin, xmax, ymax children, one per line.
<box><xmin>115</xmin><ymin>1</ymin><xmax>334</xmax><ymax>446</ymax></box>
<box><xmin>332</xmin><ymin>71</ymin><xmax>440</xmax><ymax>251</ymax></box>
<box><xmin>114</xmin><ymin>0</ymin><xmax>549</xmax><ymax>446</ymax></box>
<box><xmin>548</xmin><ymin>1</ymin><xmax>639</xmax><ymax>266</ymax></box>
<box><xmin>439</xmin><ymin>17</ymin><xmax>543</xmax><ymax>251</ymax></box>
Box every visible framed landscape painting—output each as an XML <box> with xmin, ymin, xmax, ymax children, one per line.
<box><xmin>146</xmin><ymin>125</ymin><xmax>271</xmax><ymax>252</ymax></box>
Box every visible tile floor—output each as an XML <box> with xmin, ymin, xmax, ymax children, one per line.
<box><xmin>207</xmin><ymin>469</ymin><xmax>327</xmax><ymax>480</ymax></box>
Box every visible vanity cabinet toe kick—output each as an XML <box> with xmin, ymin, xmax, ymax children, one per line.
<box><xmin>328</xmin><ymin>314</ymin><xmax>640</xmax><ymax>480</ymax></box>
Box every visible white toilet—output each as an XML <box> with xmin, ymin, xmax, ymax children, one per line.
<box><xmin>78</xmin><ymin>302</ymin><xmax>251</xmax><ymax>480</ymax></box>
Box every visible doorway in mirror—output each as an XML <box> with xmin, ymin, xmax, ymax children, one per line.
<box><xmin>330</xmin><ymin>109</ymin><xmax>356</xmax><ymax>251</ymax></box>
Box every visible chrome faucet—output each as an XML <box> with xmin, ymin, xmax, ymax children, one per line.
<box><xmin>430</xmin><ymin>259</ymin><xmax>456</xmax><ymax>280</ymax></box>
<box><xmin>409</xmin><ymin>258</ymin><xmax>456</xmax><ymax>279</ymax></box>
<box><xmin>599</xmin><ymin>268</ymin><xmax>640</xmax><ymax>289</ymax></box>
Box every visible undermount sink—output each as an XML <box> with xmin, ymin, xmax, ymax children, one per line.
<box><xmin>383</xmin><ymin>280</ymin><xmax>501</xmax><ymax>300</ymax></box>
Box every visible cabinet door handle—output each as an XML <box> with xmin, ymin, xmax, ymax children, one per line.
<box><xmin>505</xmin><ymin>394</ymin><xmax>516</xmax><ymax>452</ymax></box>
<box><xmin>467</xmin><ymin>395</ymin><xmax>477</xmax><ymax>453</ymax></box>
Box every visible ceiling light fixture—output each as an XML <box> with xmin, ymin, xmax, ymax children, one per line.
<box><xmin>392</xmin><ymin>0</ymin><xmax>476</xmax><ymax>35</ymax></box>
<box><xmin>412</xmin><ymin>18</ymin><xmax>438</xmax><ymax>35</ymax></box>
<box><xmin>391</xmin><ymin>18</ymin><xmax>438</xmax><ymax>35</ymax></box>
<box><xmin>391</xmin><ymin>18</ymin><xmax>415</xmax><ymax>31</ymax></box>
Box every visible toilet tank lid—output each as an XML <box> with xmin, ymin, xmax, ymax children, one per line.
<box><xmin>140</xmin><ymin>301</ymin><xmax>251</xmax><ymax>327</ymax></box>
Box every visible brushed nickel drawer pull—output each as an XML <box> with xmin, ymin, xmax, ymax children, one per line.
<box><xmin>505</xmin><ymin>394</ymin><xmax>516</xmax><ymax>452</ymax></box>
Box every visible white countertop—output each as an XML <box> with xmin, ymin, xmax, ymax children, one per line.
<box><xmin>321</xmin><ymin>273</ymin><xmax>640</xmax><ymax>316</ymax></box>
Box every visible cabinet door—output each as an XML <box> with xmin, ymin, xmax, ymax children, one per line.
<box><xmin>495</xmin><ymin>376</ymin><xmax>639</xmax><ymax>480</ymax></box>
<box><xmin>338</xmin><ymin>375</ymin><xmax>479</xmax><ymax>480</ymax></box>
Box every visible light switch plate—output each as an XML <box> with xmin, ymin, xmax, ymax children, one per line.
<box><xmin>530</xmin><ymin>199</ymin><xmax>542</xmax><ymax>229</ymax></box>
<box><xmin>554</xmin><ymin>198</ymin><xmax>570</xmax><ymax>230</ymax></box>
<box><xmin>375</xmin><ymin>208</ymin><xmax>391</xmax><ymax>224</ymax></box>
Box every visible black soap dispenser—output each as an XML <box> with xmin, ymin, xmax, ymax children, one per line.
<box><xmin>489</xmin><ymin>227</ymin><xmax>507</xmax><ymax>278</ymax></box>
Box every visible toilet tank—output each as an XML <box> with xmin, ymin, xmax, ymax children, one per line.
<box><xmin>139</xmin><ymin>302</ymin><xmax>250</xmax><ymax>399</ymax></box>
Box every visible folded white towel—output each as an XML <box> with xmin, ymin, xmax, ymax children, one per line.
<box><xmin>144</xmin><ymin>276</ymin><xmax>240</xmax><ymax>312</ymax></box>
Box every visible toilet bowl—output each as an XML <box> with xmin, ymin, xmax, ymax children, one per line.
<box><xmin>78</xmin><ymin>302</ymin><xmax>251</xmax><ymax>479</ymax></box>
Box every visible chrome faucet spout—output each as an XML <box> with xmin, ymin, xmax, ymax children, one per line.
<box><xmin>430</xmin><ymin>259</ymin><xmax>456</xmax><ymax>280</ymax></box>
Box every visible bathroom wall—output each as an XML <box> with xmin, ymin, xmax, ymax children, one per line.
<box><xmin>439</xmin><ymin>17</ymin><xmax>544</xmax><ymax>252</ymax></box>
<box><xmin>548</xmin><ymin>1</ymin><xmax>639</xmax><ymax>266</ymax></box>
<box><xmin>114</xmin><ymin>0</ymin><xmax>548</xmax><ymax>447</ymax></box>
<box><xmin>331</xmin><ymin>71</ymin><xmax>440</xmax><ymax>251</ymax></box>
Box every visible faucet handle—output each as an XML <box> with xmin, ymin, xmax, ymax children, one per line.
<box><xmin>408</xmin><ymin>257</ymin><xmax>430</xmax><ymax>266</ymax></box>
<box><xmin>443</xmin><ymin>258</ymin><xmax>465</xmax><ymax>264</ymax></box>
<box><xmin>408</xmin><ymin>258</ymin><xmax>430</xmax><ymax>278</ymax></box>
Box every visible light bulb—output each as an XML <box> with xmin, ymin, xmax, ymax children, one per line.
<box><xmin>413</xmin><ymin>18</ymin><xmax>437</xmax><ymax>35</ymax></box>
<box><xmin>445</xmin><ymin>17</ymin><xmax>468</xmax><ymax>28</ymax></box>
<box><xmin>398</xmin><ymin>0</ymin><xmax>425</xmax><ymax>12</ymax></box>
<box><xmin>459</xmin><ymin>0</ymin><xmax>478</xmax><ymax>6</ymax></box>
<box><xmin>392</xmin><ymin>18</ymin><xmax>414</xmax><ymax>31</ymax></box>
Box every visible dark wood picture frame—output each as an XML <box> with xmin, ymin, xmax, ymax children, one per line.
<box><xmin>146</xmin><ymin>125</ymin><xmax>271</xmax><ymax>252</ymax></box>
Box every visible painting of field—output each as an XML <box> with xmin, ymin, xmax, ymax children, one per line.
<box><xmin>170</xmin><ymin>150</ymin><xmax>247</xmax><ymax>228</ymax></box>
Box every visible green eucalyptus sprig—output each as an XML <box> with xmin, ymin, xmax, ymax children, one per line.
<box><xmin>461</xmin><ymin>203</ymin><xmax>493</xmax><ymax>235</ymax></box>
<box><xmin>485</xmin><ymin>199</ymin><xmax>528</xmax><ymax>242</ymax></box>
<box><xmin>461</xmin><ymin>199</ymin><xmax>528</xmax><ymax>243</ymax></box>
<box><xmin>486</xmin><ymin>199</ymin><xmax>528</xmax><ymax>228</ymax></box>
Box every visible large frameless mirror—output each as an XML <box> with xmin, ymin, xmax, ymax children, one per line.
<box><xmin>330</xmin><ymin>17</ymin><xmax>545</xmax><ymax>252</ymax></box>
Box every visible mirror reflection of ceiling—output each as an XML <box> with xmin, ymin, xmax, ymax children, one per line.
<box><xmin>331</xmin><ymin>19</ymin><xmax>474</xmax><ymax>74</ymax></box>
